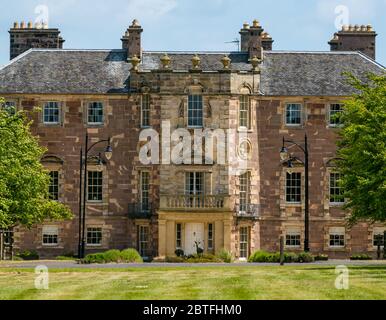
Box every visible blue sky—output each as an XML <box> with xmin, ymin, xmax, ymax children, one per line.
<box><xmin>0</xmin><ymin>0</ymin><xmax>385</xmax><ymax>66</ymax></box>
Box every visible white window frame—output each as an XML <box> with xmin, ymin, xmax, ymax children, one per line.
<box><xmin>239</xmin><ymin>172</ymin><xmax>251</xmax><ymax>213</ymax></box>
<box><xmin>176</xmin><ymin>223</ymin><xmax>182</xmax><ymax>249</ymax></box>
<box><xmin>87</xmin><ymin>102</ymin><xmax>104</xmax><ymax>125</ymax></box>
<box><xmin>285</xmin><ymin>103</ymin><xmax>302</xmax><ymax>126</ymax></box>
<box><xmin>140</xmin><ymin>171</ymin><xmax>150</xmax><ymax>212</ymax></box>
<box><xmin>141</xmin><ymin>95</ymin><xmax>151</xmax><ymax>128</ymax></box>
<box><xmin>285</xmin><ymin>172</ymin><xmax>302</xmax><ymax>204</ymax></box>
<box><xmin>329</xmin><ymin>172</ymin><xmax>345</xmax><ymax>206</ymax></box>
<box><xmin>86</xmin><ymin>227</ymin><xmax>103</xmax><ymax>246</ymax></box>
<box><xmin>208</xmin><ymin>223</ymin><xmax>214</xmax><ymax>251</ymax></box>
<box><xmin>239</xmin><ymin>95</ymin><xmax>251</xmax><ymax>130</ymax></box>
<box><xmin>328</xmin><ymin>103</ymin><xmax>344</xmax><ymax>128</ymax></box>
<box><xmin>138</xmin><ymin>225</ymin><xmax>149</xmax><ymax>257</ymax></box>
<box><xmin>87</xmin><ymin>171</ymin><xmax>103</xmax><ymax>203</ymax></box>
<box><xmin>329</xmin><ymin>227</ymin><xmax>345</xmax><ymax>248</ymax></box>
<box><xmin>373</xmin><ymin>228</ymin><xmax>385</xmax><ymax>248</ymax></box>
<box><xmin>187</xmin><ymin>95</ymin><xmax>204</xmax><ymax>128</ymax></box>
<box><xmin>239</xmin><ymin>226</ymin><xmax>249</xmax><ymax>260</ymax></box>
<box><xmin>49</xmin><ymin>171</ymin><xmax>59</xmax><ymax>201</ymax></box>
<box><xmin>285</xmin><ymin>229</ymin><xmax>301</xmax><ymax>248</ymax></box>
<box><xmin>43</xmin><ymin>101</ymin><xmax>61</xmax><ymax>125</ymax></box>
<box><xmin>42</xmin><ymin>226</ymin><xmax>59</xmax><ymax>246</ymax></box>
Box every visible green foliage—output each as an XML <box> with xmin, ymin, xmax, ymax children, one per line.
<box><xmin>350</xmin><ymin>254</ymin><xmax>373</xmax><ymax>260</ymax></box>
<box><xmin>336</xmin><ymin>73</ymin><xmax>386</xmax><ymax>224</ymax></box>
<box><xmin>248</xmin><ymin>250</ymin><xmax>315</xmax><ymax>263</ymax></box>
<box><xmin>120</xmin><ymin>248</ymin><xmax>143</xmax><ymax>263</ymax></box>
<box><xmin>217</xmin><ymin>249</ymin><xmax>233</xmax><ymax>263</ymax></box>
<box><xmin>185</xmin><ymin>254</ymin><xmax>222</xmax><ymax>263</ymax></box>
<box><xmin>0</xmin><ymin>97</ymin><xmax>73</xmax><ymax>229</ymax></box>
<box><xmin>83</xmin><ymin>248</ymin><xmax>143</xmax><ymax>264</ymax></box>
<box><xmin>15</xmin><ymin>250</ymin><xmax>39</xmax><ymax>260</ymax></box>
<box><xmin>314</xmin><ymin>254</ymin><xmax>329</xmax><ymax>261</ymax></box>
<box><xmin>56</xmin><ymin>256</ymin><xmax>77</xmax><ymax>261</ymax></box>
<box><xmin>175</xmin><ymin>249</ymin><xmax>184</xmax><ymax>257</ymax></box>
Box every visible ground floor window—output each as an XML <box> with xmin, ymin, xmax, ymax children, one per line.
<box><xmin>239</xmin><ymin>227</ymin><xmax>249</xmax><ymax>259</ymax></box>
<box><xmin>138</xmin><ymin>225</ymin><xmax>150</xmax><ymax>257</ymax></box>
<box><xmin>373</xmin><ymin>230</ymin><xmax>385</xmax><ymax>247</ymax></box>
<box><xmin>329</xmin><ymin>227</ymin><xmax>345</xmax><ymax>247</ymax></box>
<box><xmin>87</xmin><ymin>227</ymin><xmax>102</xmax><ymax>246</ymax></box>
<box><xmin>285</xmin><ymin>231</ymin><xmax>301</xmax><ymax>248</ymax></box>
<box><xmin>176</xmin><ymin>223</ymin><xmax>182</xmax><ymax>249</ymax></box>
<box><xmin>42</xmin><ymin>226</ymin><xmax>59</xmax><ymax>246</ymax></box>
<box><xmin>2</xmin><ymin>230</ymin><xmax>13</xmax><ymax>246</ymax></box>
<box><xmin>208</xmin><ymin>223</ymin><xmax>214</xmax><ymax>251</ymax></box>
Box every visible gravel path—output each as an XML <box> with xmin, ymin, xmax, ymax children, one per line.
<box><xmin>0</xmin><ymin>260</ymin><xmax>385</xmax><ymax>269</ymax></box>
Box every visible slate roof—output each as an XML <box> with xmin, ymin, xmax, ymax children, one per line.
<box><xmin>0</xmin><ymin>49</ymin><xmax>384</xmax><ymax>96</ymax></box>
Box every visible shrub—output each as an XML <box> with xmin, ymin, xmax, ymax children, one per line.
<box><xmin>350</xmin><ymin>254</ymin><xmax>373</xmax><ymax>260</ymax></box>
<box><xmin>16</xmin><ymin>250</ymin><xmax>39</xmax><ymax>261</ymax></box>
<box><xmin>56</xmin><ymin>256</ymin><xmax>77</xmax><ymax>261</ymax></box>
<box><xmin>186</xmin><ymin>254</ymin><xmax>221</xmax><ymax>263</ymax></box>
<box><xmin>267</xmin><ymin>252</ymin><xmax>281</xmax><ymax>263</ymax></box>
<box><xmin>120</xmin><ymin>249</ymin><xmax>143</xmax><ymax>263</ymax></box>
<box><xmin>175</xmin><ymin>249</ymin><xmax>184</xmax><ymax>257</ymax></box>
<box><xmin>297</xmin><ymin>252</ymin><xmax>315</xmax><ymax>263</ymax></box>
<box><xmin>217</xmin><ymin>249</ymin><xmax>233</xmax><ymax>263</ymax></box>
<box><xmin>83</xmin><ymin>252</ymin><xmax>105</xmax><ymax>264</ymax></box>
<box><xmin>314</xmin><ymin>254</ymin><xmax>329</xmax><ymax>261</ymax></box>
<box><xmin>165</xmin><ymin>256</ymin><xmax>185</xmax><ymax>263</ymax></box>
<box><xmin>248</xmin><ymin>250</ymin><xmax>271</xmax><ymax>263</ymax></box>
<box><xmin>103</xmin><ymin>249</ymin><xmax>122</xmax><ymax>263</ymax></box>
<box><xmin>284</xmin><ymin>252</ymin><xmax>299</xmax><ymax>263</ymax></box>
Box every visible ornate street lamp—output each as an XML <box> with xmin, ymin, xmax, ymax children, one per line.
<box><xmin>78</xmin><ymin>134</ymin><xmax>112</xmax><ymax>259</ymax></box>
<box><xmin>280</xmin><ymin>135</ymin><xmax>310</xmax><ymax>252</ymax></box>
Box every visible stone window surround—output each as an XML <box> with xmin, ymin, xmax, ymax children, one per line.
<box><xmin>41</xmin><ymin>225</ymin><xmax>59</xmax><ymax>247</ymax></box>
<box><xmin>323</xmin><ymin>162</ymin><xmax>346</xmax><ymax>217</ymax></box>
<box><xmin>36</xmin><ymin>224</ymin><xmax>64</xmax><ymax>249</ymax></box>
<box><xmin>369</xmin><ymin>226</ymin><xmax>386</xmax><ymax>251</ymax></box>
<box><xmin>329</xmin><ymin>171</ymin><xmax>345</xmax><ymax>206</ymax></box>
<box><xmin>284</xmin><ymin>226</ymin><xmax>302</xmax><ymax>249</ymax></box>
<box><xmin>172</xmin><ymin>222</ymin><xmax>215</xmax><ymax>253</ymax></box>
<box><xmin>279</xmin><ymin>166</ymin><xmax>305</xmax><ymax>217</ymax></box>
<box><xmin>1</xmin><ymin>97</ymin><xmax>19</xmax><ymax>113</ymax></box>
<box><xmin>283</xmin><ymin>102</ymin><xmax>304</xmax><ymax>128</ymax></box>
<box><xmin>238</xmin><ymin>87</ymin><xmax>253</xmax><ymax>132</ymax></box>
<box><xmin>326</xmin><ymin>102</ymin><xmax>344</xmax><ymax>128</ymax></box>
<box><xmin>86</xmin><ymin>164</ymin><xmax>109</xmax><ymax>211</ymax></box>
<box><xmin>140</xmin><ymin>94</ymin><xmax>151</xmax><ymax>128</ymax></box>
<box><xmin>42</xmin><ymin>161</ymin><xmax>64</xmax><ymax>203</ymax></box>
<box><xmin>40</xmin><ymin>100</ymin><xmax>64</xmax><ymax>126</ymax></box>
<box><xmin>324</xmin><ymin>225</ymin><xmax>349</xmax><ymax>251</ymax></box>
<box><xmin>237</xmin><ymin>224</ymin><xmax>251</xmax><ymax>260</ymax></box>
<box><xmin>82</xmin><ymin>99</ymin><xmax>108</xmax><ymax>127</ymax></box>
<box><xmin>86</xmin><ymin>225</ymin><xmax>104</xmax><ymax>247</ymax></box>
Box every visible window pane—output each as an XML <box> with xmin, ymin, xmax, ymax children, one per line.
<box><xmin>286</xmin><ymin>233</ymin><xmax>301</xmax><ymax>247</ymax></box>
<box><xmin>87</xmin><ymin>227</ymin><xmax>102</xmax><ymax>245</ymax></box>
<box><xmin>176</xmin><ymin>224</ymin><xmax>182</xmax><ymax>249</ymax></box>
<box><xmin>138</xmin><ymin>226</ymin><xmax>149</xmax><ymax>257</ymax></box>
<box><xmin>88</xmin><ymin>102</ymin><xmax>104</xmax><ymax>124</ymax></box>
<box><xmin>329</xmin><ymin>104</ymin><xmax>343</xmax><ymax>126</ymax></box>
<box><xmin>208</xmin><ymin>223</ymin><xmax>214</xmax><ymax>250</ymax></box>
<box><xmin>285</xmin><ymin>104</ymin><xmax>301</xmax><ymax>125</ymax></box>
<box><xmin>87</xmin><ymin>171</ymin><xmax>103</xmax><ymax>201</ymax></box>
<box><xmin>49</xmin><ymin>171</ymin><xmax>59</xmax><ymax>201</ymax></box>
<box><xmin>330</xmin><ymin>173</ymin><xmax>344</xmax><ymax>203</ymax></box>
<box><xmin>239</xmin><ymin>227</ymin><xmax>249</xmax><ymax>258</ymax></box>
<box><xmin>286</xmin><ymin>172</ymin><xmax>301</xmax><ymax>203</ymax></box>
<box><xmin>141</xmin><ymin>172</ymin><xmax>150</xmax><ymax>211</ymax></box>
<box><xmin>141</xmin><ymin>95</ymin><xmax>150</xmax><ymax>127</ymax></box>
<box><xmin>239</xmin><ymin>172</ymin><xmax>250</xmax><ymax>212</ymax></box>
<box><xmin>43</xmin><ymin>102</ymin><xmax>60</xmax><ymax>124</ymax></box>
<box><xmin>239</xmin><ymin>96</ymin><xmax>250</xmax><ymax>128</ymax></box>
<box><xmin>188</xmin><ymin>95</ymin><xmax>203</xmax><ymax>127</ymax></box>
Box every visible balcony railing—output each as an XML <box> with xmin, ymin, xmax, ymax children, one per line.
<box><xmin>128</xmin><ymin>203</ymin><xmax>153</xmax><ymax>219</ymax></box>
<box><xmin>160</xmin><ymin>194</ymin><xmax>230</xmax><ymax>211</ymax></box>
<box><xmin>234</xmin><ymin>204</ymin><xmax>260</xmax><ymax>218</ymax></box>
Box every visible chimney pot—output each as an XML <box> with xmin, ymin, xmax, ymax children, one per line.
<box><xmin>132</xmin><ymin>19</ymin><xmax>140</xmax><ymax>27</ymax></box>
<box><xmin>13</xmin><ymin>22</ymin><xmax>19</xmax><ymax>29</ymax></box>
<box><xmin>367</xmin><ymin>24</ymin><xmax>373</xmax><ymax>32</ymax></box>
<box><xmin>243</xmin><ymin>23</ymin><xmax>250</xmax><ymax>29</ymax></box>
<box><xmin>20</xmin><ymin>21</ymin><xmax>26</xmax><ymax>29</ymax></box>
<box><xmin>252</xmin><ymin>19</ymin><xmax>260</xmax><ymax>28</ymax></box>
<box><xmin>27</xmin><ymin>21</ymin><xmax>33</xmax><ymax>29</ymax></box>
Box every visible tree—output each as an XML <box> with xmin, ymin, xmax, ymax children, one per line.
<box><xmin>0</xmin><ymin>97</ymin><xmax>72</xmax><ymax>230</ymax></box>
<box><xmin>336</xmin><ymin>73</ymin><xmax>386</xmax><ymax>225</ymax></box>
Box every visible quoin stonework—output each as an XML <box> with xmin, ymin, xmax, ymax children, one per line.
<box><xmin>0</xmin><ymin>19</ymin><xmax>385</xmax><ymax>260</ymax></box>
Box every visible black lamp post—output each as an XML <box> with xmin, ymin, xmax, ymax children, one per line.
<box><xmin>280</xmin><ymin>135</ymin><xmax>310</xmax><ymax>252</ymax></box>
<box><xmin>78</xmin><ymin>133</ymin><xmax>112</xmax><ymax>259</ymax></box>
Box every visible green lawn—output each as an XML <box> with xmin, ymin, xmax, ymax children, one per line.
<box><xmin>1</xmin><ymin>265</ymin><xmax>386</xmax><ymax>300</ymax></box>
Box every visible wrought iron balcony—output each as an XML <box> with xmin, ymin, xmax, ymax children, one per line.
<box><xmin>160</xmin><ymin>194</ymin><xmax>230</xmax><ymax>211</ymax></box>
<box><xmin>234</xmin><ymin>204</ymin><xmax>260</xmax><ymax>218</ymax></box>
<box><xmin>128</xmin><ymin>203</ymin><xmax>153</xmax><ymax>219</ymax></box>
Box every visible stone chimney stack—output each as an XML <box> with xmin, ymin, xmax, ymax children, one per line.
<box><xmin>9</xmin><ymin>21</ymin><xmax>65</xmax><ymax>60</ymax></box>
<box><xmin>121</xmin><ymin>19</ymin><xmax>143</xmax><ymax>59</ymax></box>
<box><xmin>329</xmin><ymin>24</ymin><xmax>377</xmax><ymax>59</ymax></box>
<box><xmin>239</xmin><ymin>20</ymin><xmax>273</xmax><ymax>58</ymax></box>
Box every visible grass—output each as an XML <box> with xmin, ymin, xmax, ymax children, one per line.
<box><xmin>1</xmin><ymin>265</ymin><xmax>386</xmax><ymax>300</ymax></box>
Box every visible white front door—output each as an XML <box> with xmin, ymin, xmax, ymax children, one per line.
<box><xmin>184</xmin><ymin>223</ymin><xmax>205</xmax><ymax>255</ymax></box>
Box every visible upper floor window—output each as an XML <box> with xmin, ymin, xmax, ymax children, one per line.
<box><xmin>185</xmin><ymin>172</ymin><xmax>204</xmax><ymax>195</ymax></box>
<box><xmin>87</xmin><ymin>171</ymin><xmax>103</xmax><ymax>202</ymax></box>
<box><xmin>49</xmin><ymin>171</ymin><xmax>59</xmax><ymax>201</ymax></box>
<box><xmin>328</xmin><ymin>103</ymin><xmax>343</xmax><ymax>127</ymax></box>
<box><xmin>43</xmin><ymin>102</ymin><xmax>60</xmax><ymax>124</ymax></box>
<box><xmin>3</xmin><ymin>230</ymin><xmax>13</xmax><ymax>246</ymax></box>
<box><xmin>239</xmin><ymin>96</ymin><xmax>251</xmax><ymax>129</ymax></box>
<box><xmin>188</xmin><ymin>95</ymin><xmax>203</xmax><ymax>127</ymax></box>
<box><xmin>239</xmin><ymin>172</ymin><xmax>251</xmax><ymax>212</ymax></box>
<box><xmin>330</xmin><ymin>172</ymin><xmax>344</xmax><ymax>204</ymax></box>
<box><xmin>88</xmin><ymin>102</ymin><xmax>104</xmax><ymax>125</ymax></box>
<box><xmin>1</xmin><ymin>101</ymin><xmax>16</xmax><ymax>115</ymax></box>
<box><xmin>285</xmin><ymin>103</ymin><xmax>302</xmax><ymax>126</ymax></box>
<box><xmin>42</xmin><ymin>226</ymin><xmax>59</xmax><ymax>246</ymax></box>
<box><xmin>286</xmin><ymin>172</ymin><xmax>301</xmax><ymax>203</ymax></box>
<box><xmin>141</xmin><ymin>95</ymin><xmax>150</xmax><ymax>128</ymax></box>
<box><xmin>140</xmin><ymin>171</ymin><xmax>150</xmax><ymax>212</ymax></box>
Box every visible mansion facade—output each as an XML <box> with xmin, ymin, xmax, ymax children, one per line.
<box><xmin>0</xmin><ymin>19</ymin><xmax>385</xmax><ymax>259</ymax></box>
